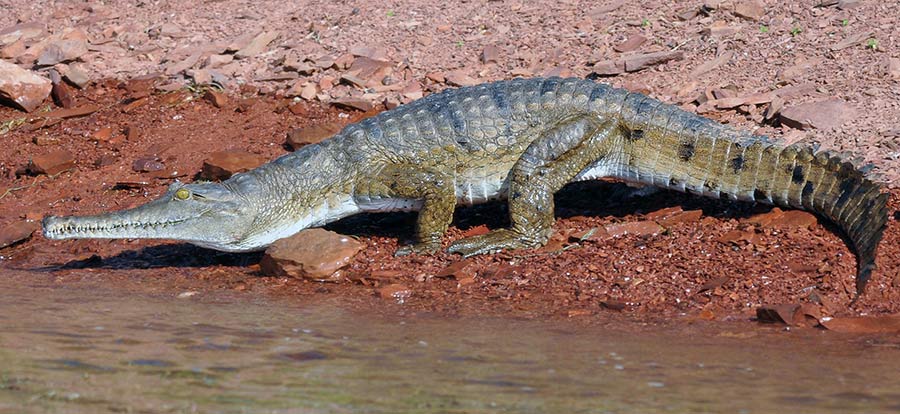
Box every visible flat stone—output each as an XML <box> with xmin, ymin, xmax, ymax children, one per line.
<box><xmin>0</xmin><ymin>38</ymin><xmax>27</xmax><ymax>59</ymax></box>
<box><xmin>132</xmin><ymin>157</ymin><xmax>165</xmax><ymax>172</ymax></box>
<box><xmin>481</xmin><ymin>44</ymin><xmax>501</xmax><ymax>64</ymax></box>
<box><xmin>0</xmin><ymin>22</ymin><xmax>44</xmax><ymax>46</ymax></box>
<box><xmin>656</xmin><ymin>210</ymin><xmax>703</xmax><ymax>227</ymax></box>
<box><xmin>50</xmin><ymin>71</ymin><xmax>75</xmax><ymax>108</ymax></box>
<box><xmin>349</xmin><ymin>45</ymin><xmax>389</xmax><ymax>61</ymax></box>
<box><xmin>260</xmin><ymin>228</ymin><xmax>364</xmax><ymax>281</ymax></box>
<box><xmin>444</xmin><ymin>70</ymin><xmax>477</xmax><ymax>87</ymax></box>
<box><xmin>604</xmin><ymin>221</ymin><xmax>663</xmax><ymax>238</ymax></box>
<box><xmin>820</xmin><ymin>316</ymin><xmax>900</xmax><ymax>334</ymax></box>
<box><xmin>188</xmin><ymin>69</ymin><xmax>212</xmax><ymax>85</ymax></box>
<box><xmin>41</xmin><ymin>104</ymin><xmax>100</xmax><ymax>119</ymax></box>
<box><xmin>29</xmin><ymin>149</ymin><xmax>75</xmax><ymax>175</ymax></box>
<box><xmin>780</xmin><ymin>99</ymin><xmax>856</xmax><ymax>130</ymax></box>
<box><xmin>435</xmin><ymin>259</ymin><xmax>478</xmax><ymax>280</ymax></box>
<box><xmin>425</xmin><ymin>71</ymin><xmax>445</xmax><ymax>83</ymax></box>
<box><xmin>377</xmin><ymin>284</ymin><xmax>412</xmax><ymax>301</ymax></box>
<box><xmin>36</xmin><ymin>39</ymin><xmax>88</xmax><ymax>65</ymax></box>
<box><xmin>203</xmin><ymin>90</ymin><xmax>228</xmax><ymax>108</ymax></box>
<box><xmin>0</xmin><ymin>60</ymin><xmax>52</xmax><ymax>112</ymax></box>
<box><xmin>200</xmin><ymin>150</ymin><xmax>267</xmax><ymax>180</ymax></box>
<box><xmin>225</xmin><ymin>30</ymin><xmax>263</xmax><ymax>52</ymax></box>
<box><xmin>285</xmin><ymin>122</ymin><xmax>342</xmax><ymax>150</ymax></box>
<box><xmin>165</xmin><ymin>52</ymin><xmax>201</xmax><ymax>75</ymax></box>
<box><xmin>346</xmin><ymin>57</ymin><xmax>392</xmax><ymax>83</ymax></box>
<box><xmin>613</xmin><ymin>34</ymin><xmax>647</xmax><ymax>53</ymax></box>
<box><xmin>205</xmin><ymin>54</ymin><xmax>234</xmax><ymax>68</ymax></box>
<box><xmin>0</xmin><ymin>220</ymin><xmax>40</xmax><ymax>249</ymax></box>
<box><xmin>235</xmin><ymin>31</ymin><xmax>278</xmax><ymax>58</ymax></box>
<box><xmin>733</xmin><ymin>0</ymin><xmax>765</xmax><ymax>20</ymax></box>
<box><xmin>331</xmin><ymin>97</ymin><xmax>373</xmax><ymax>112</ymax></box>
<box><xmin>591</xmin><ymin>59</ymin><xmax>625</xmax><ymax>76</ymax></box>
<box><xmin>64</xmin><ymin>64</ymin><xmax>90</xmax><ymax>88</ymax></box>
<box><xmin>623</xmin><ymin>50</ymin><xmax>684</xmax><ymax>72</ymax></box>
<box><xmin>756</xmin><ymin>304</ymin><xmax>801</xmax><ymax>325</ymax></box>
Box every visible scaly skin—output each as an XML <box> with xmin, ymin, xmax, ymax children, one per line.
<box><xmin>43</xmin><ymin>77</ymin><xmax>889</xmax><ymax>296</ymax></box>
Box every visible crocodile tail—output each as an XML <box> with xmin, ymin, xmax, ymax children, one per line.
<box><xmin>742</xmin><ymin>144</ymin><xmax>889</xmax><ymax>295</ymax></box>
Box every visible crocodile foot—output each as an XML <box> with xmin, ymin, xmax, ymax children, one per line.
<box><xmin>446</xmin><ymin>229</ymin><xmax>540</xmax><ymax>257</ymax></box>
<box><xmin>394</xmin><ymin>241</ymin><xmax>441</xmax><ymax>257</ymax></box>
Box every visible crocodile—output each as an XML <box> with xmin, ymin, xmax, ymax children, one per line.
<box><xmin>42</xmin><ymin>77</ymin><xmax>889</xmax><ymax>295</ymax></box>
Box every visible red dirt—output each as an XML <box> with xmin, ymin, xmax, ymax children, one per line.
<box><xmin>0</xmin><ymin>81</ymin><xmax>897</xmax><ymax>326</ymax></box>
<box><xmin>1</xmin><ymin>0</ymin><xmax>899</xmax><ymax>328</ymax></box>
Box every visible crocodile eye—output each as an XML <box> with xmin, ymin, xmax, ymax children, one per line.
<box><xmin>174</xmin><ymin>188</ymin><xmax>191</xmax><ymax>200</ymax></box>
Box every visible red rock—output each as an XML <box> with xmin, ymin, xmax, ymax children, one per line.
<box><xmin>780</xmin><ymin>99</ymin><xmax>857</xmax><ymax>130</ymax></box>
<box><xmin>226</xmin><ymin>30</ymin><xmax>263</xmax><ymax>52</ymax></box>
<box><xmin>460</xmin><ymin>224</ymin><xmax>490</xmax><ymax>237</ymax></box>
<box><xmin>771</xmin><ymin>210</ymin><xmax>818</xmax><ymax>229</ymax></box>
<box><xmin>331</xmin><ymin>97</ymin><xmax>373</xmax><ymax>112</ymax></box>
<box><xmin>349</xmin><ymin>45</ymin><xmax>389</xmax><ymax>61</ymax></box>
<box><xmin>889</xmin><ymin>58</ymin><xmax>900</xmax><ymax>80</ymax></box>
<box><xmin>613</xmin><ymin>34</ymin><xmax>647</xmax><ymax>53</ymax></box>
<box><xmin>591</xmin><ymin>59</ymin><xmax>626</xmax><ymax>76</ymax></box>
<box><xmin>200</xmin><ymin>150</ymin><xmax>268</xmax><ymax>180</ymax></box>
<box><xmin>435</xmin><ymin>259</ymin><xmax>478</xmax><ymax>280</ymax></box>
<box><xmin>717</xmin><ymin>229</ymin><xmax>757</xmax><ymax>245</ymax></box>
<box><xmin>333</xmin><ymin>53</ymin><xmax>355</xmax><ymax>70</ymax></box>
<box><xmin>481</xmin><ymin>44</ymin><xmax>501</xmax><ymax>64</ymax></box>
<box><xmin>733</xmin><ymin>0</ymin><xmax>765</xmax><ymax>20</ymax></box>
<box><xmin>568</xmin><ymin>226</ymin><xmax>609</xmax><ymax>242</ymax></box>
<box><xmin>604</xmin><ymin>221</ymin><xmax>663</xmax><ymax>238</ymax></box>
<box><xmin>0</xmin><ymin>38</ymin><xmax>27</xmax><ymax>59</ymax></box>
<box><xmin>346</xmin><ymin>57</ymin><xmax>392</xmax><ymax>83</ymax></box>
<box><xmin>132</xmin><ymin>157</ymin><xmax>164</xmax><ymax>172</ymax></box>
<box><xmin>0</xmin><ymin>60</ymin><xmax>52</xmax><ymax>112</ymax></box>
<box><xmin>49</xmin><ymin>70</ymin><xmax>75</xmax><ymax>108</ymax></box>
<box><xmin>124</xmin><ymin>124</ymin><xmax>139</xmax><ymax>141</ymax></box>
<box><xmin>91</xmin><ymin>127</ymin><xmax>113</xmax><ymax>142</ymax></box>
<box><xmin>444</xmin><ymin>71</ymin><xmax>477</xmax><ymax>87</ymax></box>
<box><xmin>0</xmin><ymin>22</ymin><xmax>44</xmax><ymax>45</ymax></box>
<box><xmin>285</xmin><ymin>122</ymin><xmax>343</xmax><ymax>151</ymax></box>
<box><xmin>600</xmin><ymin>299</ymin><xmax>627</xmax><ymax>311</ymax></box>
<box><xmin>0</xmin><ymin>221</ymin><xmax>40</xmax><ymax>249</ymax></box>
<box><xmin>378</xmin><ymin>283</ymin><xmax>412</xmax><ymax>301</ymax></box>
<box><xmin>42</xmin><ymin>104</ymin><xmax>99</xmax><ymax>119</ymax></box>
<box><xmin>756</xmin><ymin>304</ymin><xmax>801</xmax><ymax>324</ymax></box>
<box><xmin>29</xmin><ymin>149</ymin><xmax>75</xmax><ymax>175</ymax></box>
<box><xmin>235</xmin><ymin>31</ymin><xmax>279</xmax><ymax>58</ymax></box>
<box><xmin>37</xmin><ymin>39</ymin><xmax>88</xmax><ymax>65</ymax></box>
<box><xmin>425</xmin><ymin>72</ymin><xmax>445</xmax><ymax>83</ymax></box>
<box><xmin>203</xmin><ymin>90</ymin><xmax>228</xmax><ymax>108</ymax></box>
<box><xmin>821</xmin><ymin>316</ymin><xmax>900</xmax><ymax>334</ymax></box>
<box><xmin>260</xmin><ymin>228</ymin><xmax>364</xmax><ymax>281</ymax></box>
<box><xmin>63</xmin><ymin>64</ymin><xmax>90</xmax><ymax>89</ymax></box>
<box><xmin>623</xmin><ymin>50</ymin><xmax>684</xmax><ymax>72</ymax></box>
<box><xmin>205</xmin><ymin>54</ymin><xmax>234</xmax><ymax>68</ymax></box>
<box><xmin>657</xmin><ymin>210</ymin><xmax>703</xmax><ymax>227</ymax></box>
<box><xmin>697</xmin><ymin>276</ymin><xmax>731</xmax><ymax>293</ymax></box>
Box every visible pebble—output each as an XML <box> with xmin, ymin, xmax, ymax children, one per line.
<box><xmin>444</xmin><ymin>71</ymin><xmax>477</xmax><ymax>87</ymax></box>
<box><xmin>49</xmin><ymin>70</ymin><xmax>75</xmax><ymax>108</ymax></box>
<box><xmin>132</xmin><ymin>156</ymin><xmax>164</xmax><ymax>172</ymax></box>
<box><xmin>733</xmin><ymin>0</ymin><xmax>766</xmax><ymax>21</ymax></box>
<box><xmin>200</xmin><ymin>150</ymin><xmax>268</xmax><ymax>180</ymax></box>
<box><xmin>613</xmin><ymin>34</ymin><xmax>647</xmax><ymax>53</ymax></box>
<box><xmin>235</xmin><ymin>31</ymin><xmax>278</xmax><ymax>58</ymax></box>
<box><xmin>331</xmin><ymin>97</ymin><xmax>373</xmax><ymax>112</ymax></box>
<box><xmin>435</xmin><ymin>259</ymin><xmax>478</xmax><ymax>280</ymax></box>
<box><xmin>779</xmin><ymin>99</ymin><xmax>856</xmax><ymax>130</ymax></box>
<box><xmin>285</xmin><ymin>122</ymin><xmax>342</xmax><ymax>150</ymax></box>
<box><xmin>202</xmin><ymin>89</ymin><xmax>228</xmax><ymax>108</ymax></box>
<box><xmin>0</xmin><ymin>220</ymin><xmax>40</xmax><ymax>249</ymax></box>
<box><xmin>205</xmin><ymin>54</ymin><xmax>234</xmax><ymax>69</ymax></box>
<box><xmin>604</xmin><ymin>221</ymin><xmax>663</xmax><ymax>238</ymax></box>
<box><xmin>260</xmin><ymin>228</ymin><xmax>364</xmax><ymax>281</ymax></box>
<box><xmin>377</xmin><ymin>284</ymin><xmax>412</xmax><ymax>301</ymax></box>
<box><xmin>0</xmin><ymin>59</ymin><xmax>52</xmax><ymax>112</ymax></box>
<box><xmin>481</xmin><ymin>44</ymin><xmax>501</xmax><ymax>64</ymax></box>
<box><xmin>29</xmin><ymin>149</ymin><xmax>75</xmax><ymax>175</ymax></box>
<box><xmin>37</xmin><ymin>39</ymin><xmax>88</xmax><ymax>66</ymax></box>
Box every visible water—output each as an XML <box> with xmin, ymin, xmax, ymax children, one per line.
<box><xmin>1</xmin><ymin>284</ymin><xmax>899</xmax><ymax>413</ymax></box>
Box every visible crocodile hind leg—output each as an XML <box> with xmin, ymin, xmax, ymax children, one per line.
<box><xmin>357</xmin><ymin>164</ymin><xmax>457</xmax><ymax>256</ymax></box>
<box><xmin>447</xmin><ymin>114</ymin><xmax>623</xmax><ymax>257</ymax></box>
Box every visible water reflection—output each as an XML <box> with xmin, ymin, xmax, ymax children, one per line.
<box><xmin>1</xmin><ymin>284</ymin><xmax>899</xmax><ymax>413</ymax></box>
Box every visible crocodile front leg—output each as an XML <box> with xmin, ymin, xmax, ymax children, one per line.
<box><xmin>356</xmin><ymin>164</ymin><xmax>457</xmax><ymax>255</ymax></box>
<box><xmin>448</xmin><ymin>114</ymin><xmax>623</xmax><ymax>257</ymax></box>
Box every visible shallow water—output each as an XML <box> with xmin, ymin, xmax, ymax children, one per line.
<box><xmin>1</xmin><ymin>283</ymin><xmax>899</xmax><ymax>414</ymax></box>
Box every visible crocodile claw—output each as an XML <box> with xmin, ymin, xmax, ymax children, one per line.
<box><xmin>446</xmin><ymin>229</ymin><xmax>537</xmax><ymax>257</ymax></box>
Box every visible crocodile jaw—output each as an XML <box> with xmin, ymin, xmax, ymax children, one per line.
<box><xmin>42</xmin><ymin>181</ymin><xmax>260</xmax><ymax>252</ymax></box>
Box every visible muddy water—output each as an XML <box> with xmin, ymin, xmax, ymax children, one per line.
<box><xmin>1</xmin><ymin>283</ymin><xmax>899</xmax><ymax>414</ymax></box>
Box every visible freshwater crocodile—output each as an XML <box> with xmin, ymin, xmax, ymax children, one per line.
<box><xmin>43</xmin><ymin>77</ymin><xmax>889</xmax><ymax>295</ymax></box>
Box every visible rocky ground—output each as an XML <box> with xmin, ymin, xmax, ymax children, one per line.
<box><xmin>1</xmin><ymin>0</ymin><xmax>899</xmax><ymax>331</ymax></box>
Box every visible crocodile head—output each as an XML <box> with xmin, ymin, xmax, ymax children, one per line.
<box><xmin>42</xmin><ymin>181</ymin><xmax>262</xmax><ymax>252</ymax></box>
